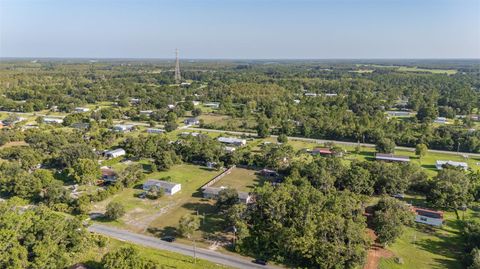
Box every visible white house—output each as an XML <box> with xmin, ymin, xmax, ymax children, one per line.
<box><xmin>434</xmin><ymin>117</ymin><xmax>447</xmax><ymax>124</ymax></box>
<box><xmin>139</xmin><ymin>110</ymin><xmax>153</xmax><ymax>116</ymax></box>
<box><xmin>376</xmin><ymin>153</ymin><xmax>410</xmax><ymax>163</ymax></box>
<box><xmin>146</xmin><ymin>128</ymin><xmax>165</xmax><ymax>134</ymax></box>
<box><xmin>74</xmin><ymin>107</ymin><xmax>90</xmax><ymax>113</ymax></box>
<box><xmin>201</xmin><ymin>187</ymin><xmax>252</xmax><ymax>204</ymax></box>
<box><xmin>143</xmin><ymin>179</ymin><xmax>181</xmax><ymax>195</ymax></box>
<box><xmin>112</xmin><ymin>124</ymin><xmax>134</xmax><ymax>132</ymax></box>
<box><xmin>435</xmin><ymin>160</ymin><xmax>468</xmax><ymax>170</ymax></box>
<box><xmin>167</xmin><ymin>104</ymin><xmax>176</xmax><ymax>109</ymax></box>
<box><xmin>43</xmin><ymin>117</ymin><xmax>64</xmax><ymax>124</ymax></box>
<box><xmin>218</xmin><ymin>137</ymin><xmax>247</xmax><ymax>146</ymax></box>
<box><xmin>204</xmin><ymin>102</ymin><xmax>220</xmax><ymax>109</ymax></box>
<box><xmin>325</xmin><ymin>93</ymin><xmax>338</xmax><ymax>97</ymax></box>
<box><xmin>413</xmin><ymin>207</ymin><xmax>444</xmax><ymax>227</ymax></box>
<box><xmin>105</xmin><ymin>148</ymin><xmax>126</xmax><ymax>159</ymax></box>
<box><xmin>184</xmin><ymin>117</ymin><xmax>200</xmax><ymax>125</ymax></box>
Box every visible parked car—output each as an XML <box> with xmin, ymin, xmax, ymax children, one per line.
<box><xmin>161</xmin><ymin>236</ymin><xmax>176</xmax><ymax>242</ymax></box>
<box><xmin>252</xmin><ymin>259</ymin><xmax>268</xmax><ymax>266</ymax></box>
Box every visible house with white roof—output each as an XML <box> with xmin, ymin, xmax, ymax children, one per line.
<box><xmin>434</xmin><ymin>117</ymin><xmax>447</xmax><ymax>124</ymax></box>
<box><xmin>74</xmin><ymin>107</ymin><xmax>90</xmax><ymax>113</ymax></box>
<box><xmin>201</xmin><ymin>187</ymin><xmax>252</xmax><ymax>204</ymax></box>
<box><xmin>105</xmin><ymin>148</ymin><xmax>126</xmax><ymax>159</ymax></box>
<box><xmin>143</xmin><ymin>179</ymin><xmax>181</xmax><ymax>195</ymax></box>
<box><xmin>43</xmin><ymin>117</ymin><xmax>64</xmax><ymax>124</ymax></box>
<box><xmin>112</xmin><ymin>124</ymin><xmax>134</xmax><ymax>132</ymax></box>
<box><xmin>218</xmin><ymin>137</ymin><xmax>247</xmax><ymax>146</ymax></box>
<box><xmin>146</xmin><ymin>128</ymin><xmax>165</xmax><ymax>134</ymax></box>
<box><xmin>435</xmin><ymin>160</ymin><xmax>468</xmax><ymax>170</ymax></box>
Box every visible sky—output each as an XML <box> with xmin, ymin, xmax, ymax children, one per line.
<box><xmin>0</xmin><ymin>0</ymin><xmax>479</xmax><ymax>59</ymax></box>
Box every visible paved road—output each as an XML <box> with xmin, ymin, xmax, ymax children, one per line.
<box><xmin>186</xmin><ymin>127</ymin><xmax>480</xmax><ymax>158</ymax></box>
<box><xmin>88</xmin><ymin>224</ymin><xmax>278</xmax><ymax>269</ymax></box>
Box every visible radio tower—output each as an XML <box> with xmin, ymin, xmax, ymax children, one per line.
<box><xmin>174</xmin><ymin>48</ymin><xmax>181</xmax><ymax>84</ymax></box>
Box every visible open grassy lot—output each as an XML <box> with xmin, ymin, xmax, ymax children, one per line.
<box><xmin>379</xmin><ymin>197</ymin><xmax>479</xmax><ymax>269</ymax></box>
<box><xmin>77</xmin><ymin>238</ymin><xmax>230</xmax><ymax>269</ymax></box>
<box><xmin>397</xmin><ymin>66</ymin><xmax>457</xmax><ymax>75</ymax></box>
<box><xmin>210</xmin><ymin>167</ymin><xmax>261</xmax><ymax>192</ymax></box>
<box><xmin>92</xmin><ymin>164</ymin><xmax>222</xmax><ymax>233</ymax></box>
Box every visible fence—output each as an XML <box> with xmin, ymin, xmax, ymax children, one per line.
<box><xmin>201</xmin><ymin>165</ymin><xmax>236</xmax><ymax>189</ymax></box>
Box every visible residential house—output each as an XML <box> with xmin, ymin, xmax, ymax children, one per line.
<box><xmin>139</xmin><ymin>110</ymin><xmax>153</xmax><ymax>116</ymax></box>
<box><xmin>143</xmin><ymin>179</ymin><xmax>181</xmax><ymax>195</ymax></box>
<box><xmin>71</xmin><ymin>122</ymin><xmax>90</xmax><ymax>130</ymax></box>
<box><xmin>204</xmin><ymin>102</ymin><xmax>220</xmax><ymax>109</ymax></box>
<box><xmin>201</xmin><ymin>187</ymin><xmax>252</xmax><ymax>204</ymax></box>
<box><xmin>167</xmin><ymin>104</ymin><xmax>176</xmax><ymax>109</ymax></box>
<box><xmin>413</xmin><ymin>207</ymin><xmax>444</xmax><ymax>227</ymax></box>
<box><xmin>43</xmin><ymin>117</ymin><xmax>64</xmax><ymax>124</ymax></box>
<box><xmin>147</xmin><ymin>128</ymin><xmax>165</xmax><ymax>134</ymax></box>
<box><xmin>112</xmin><ymin>124</ymin><xmax>134</xmax><ymax>132</ymax></box>
<box><xmin>74</xmin><ymin>107</ymin><xmax>90</xmax><ymax>113</ymax></box>
<box><xmin>375</xmin><ymin>153</ymin><xmax>410</xmax><ymax>163</ymax></box>
<box><xmin>218</xmin><ymin>137</ymin><xmax>247</xmax><ymax>146</ymax></box>
<box><xmin>184</xmin><ymin>117</ymin><xmax>200</xmax><ymax>125</ymax></box>
<box><xmin>435</xmin><ymin>160</ymin><xmax>468</xmax><ymax>170</ymax></box>
<box><xmin>434</xmin><ymin>117</ymin><xmax>447</xmax><ymax>124</ymax></box>
<box><xmin>105</xmin><ymin>148</ymin><xmax>126</xmax><ymax>159</ymax></box>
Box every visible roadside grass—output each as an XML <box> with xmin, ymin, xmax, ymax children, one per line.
<box><xmin>210</xmin><ymin>167</ymin><xmax>261</xmax><ymax>192</ymax></box>
<box><xmin>76</xmin><ymin>238</ymin><xmax>230</xmax><ymax>269</ymax></box>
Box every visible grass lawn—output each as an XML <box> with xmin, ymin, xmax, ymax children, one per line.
<box><xmin>210</xmin><ymin>167</ymin><xmax>262</xmax><ymax>192</ymax></box>
<box><xmin>77</xmin><ymin>238</ymin><xmax>230</xmax><ymax>269</ymax></box>
<box><xmin>93</xmin><ymin>164</ymin><xmax>223</xmax><ymax>237</ymax></box>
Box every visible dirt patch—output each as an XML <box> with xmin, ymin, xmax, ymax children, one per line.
<box><xmin>364</xmin><ymin>229</ymin><xmax>394</xmax><ymax>269</ymax></box>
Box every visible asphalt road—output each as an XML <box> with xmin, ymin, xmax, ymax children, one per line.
<box><xmin>88</xmin><ymin>224</ymin><xmax>278</xmax><ymax>269</ymax></box>
<box><xmin>186</xmin><ymin>127</ymin><xmax>480</xmax><ymax>158</ymax></box>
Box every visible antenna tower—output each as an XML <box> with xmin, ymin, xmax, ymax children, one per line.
<box><xmin>174</xmin><ymin>48</ymin><xmax>181</xmax><ymax>84</ymax></box>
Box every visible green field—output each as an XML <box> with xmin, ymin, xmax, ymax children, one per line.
<box><xmin>92</xmin><ymin>164</ymin><xmax>222</xmax><ymax>234</ymax></box>
<box><xmin>210</xmin><ymin>167</ymin><xmax>261</xmax><ymax>192</ymax></box>
<box><xmin>397</xmin><ymin>66</ymin><xmax>457</xmax><ymax>75</ymax></box>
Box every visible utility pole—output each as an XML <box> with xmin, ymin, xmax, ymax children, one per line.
<box><xmin>174</xmin><ymin>48</ymin><xmax>181</xmax><ymax>84</ymax></box>
<box><xmin>193</xmin><ymin>238</ymin><xmax>197</xmax><ymax>264</ymax></box>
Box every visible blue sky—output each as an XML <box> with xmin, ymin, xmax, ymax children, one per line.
<box><xmin>0</xmin><ymin>0</ymin><xmax>479</xmax><ymax>58</ymax></box>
